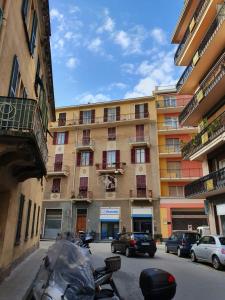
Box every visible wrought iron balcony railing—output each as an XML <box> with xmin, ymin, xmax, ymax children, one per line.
<box><xmin>176</xmin><ymin>3</ymin><xmax>225</xmax><ymax>92</ymax></box>
<box><xmin>128</xmin><ymin>136</ymin><xmax>150</xmax><ymax>144</ymax></box>
<box><xmin>157</xmin><ymin>121</ymin><xmax>193</xmax><ymax>131</ymax></box>
<box><xmin>174</xmin><ymin>0</ymin><xmax>210</xmax><ymax>64</ymax></box>
<box><xmin>158</xmin><ymin>145</ymin><xmax>181</xmax><ymax>154</ymax></box>
<box><xmin>129</xmin><ymin>189</ymin><xmax>152</xmax><ymax>198</ymax></box>
<box><xmin>76</xmin><ymin>138</ymin><xmax>95</xmax><ymax>148</ymax></box>
<box><xmin>0</xmin><ymin>96</ymin><xmax>48</xmax><ymax>179</ymax></box>
<box><xmin>47</xmin><ymin>163</ymin><xmax>70</xmax><ymax>175</ymax></box>
<box><xmin>160</xmin><ymin>168</ymin><xmax>202</xmax><ymax>179</ymax></box>
<box><xmin>156</xmin><ymin>98</ymin><xmax>190</xmax><ymax>109</ymax></box>
<box><xmin>95</xmin><ymin>162</ymin><xmax>126</xmax><ymax>174</ymax></box>
<box><xmin>182</xmin><ymin>111</ymin><xmax>225</xmax><ymax>159</ymax></box>
<box><xmin>179</xmin><ymin>51</ymin><xmax>225</xmax><ymax>125</ymax></box>
<box><xmin>185</xmin><ymin>167</ymin><xmax>225</xmax><ymax>198</ymax></box>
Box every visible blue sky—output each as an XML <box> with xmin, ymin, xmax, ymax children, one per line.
<box><xmin>49</xmin><ymin>0</ymin><xmax>184</xmax><ymax>107</ymax></box>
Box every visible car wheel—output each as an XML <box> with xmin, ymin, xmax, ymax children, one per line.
<box><xmin>111</xmin><ymin>245</ymin><xmax>116</xmax><ymax>253</ymax></box>
<box><xmin>149</xmin><ymin>252</ymin><xmax>155</xmax><ymax>258</ymax></box>
<box><xmin>190</xmin><ymin>251</ymin><xmax>197</xmax><ymax>262</ymax></box>
<box><xmin>177</xmin><ymin>247</ymin><xmax>182</xmax><ymax>257</ymax></box>
<box><xmin>212</xmin><ymin>255</ymin><xmax>222</xmax><ymax>270</ymax></box>
<box><xmin>125</xmin><ymin>247</ymin><xmax>132</xmax><ymax>257</ymax></box>
<box><xmin>165</xmin><ymin>245</ymin><xmax>169</xmax><ymax>253</ymax></box>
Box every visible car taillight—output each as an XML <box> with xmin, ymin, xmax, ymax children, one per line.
<box><xmin>167</xmin><ymin>274</ymin><xmax>175</xmax><ymax>284</ymax></box>
<box><xmin>221</xmin><ymin>248</ymin><xmax>225</xmax><ymax>255</ymax></box>
<box><xmin>130</xmin><ymin>239</ymin><xmax>136</xmax><ymax>246</ymax></box>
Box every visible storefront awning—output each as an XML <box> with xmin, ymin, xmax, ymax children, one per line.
<box><xmin>132</xmin><ymin>214</ymin><xmax>152</xmax><ymax>218</ymax></box>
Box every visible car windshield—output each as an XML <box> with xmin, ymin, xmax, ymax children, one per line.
<box><xmin>219</xmin><ymin>237</ymin><xmax>225</xmax><ymax>245</ymax></box>
<box><xmin>184</xmin><ymin>233</ymin><xmax>200</xmax><ymax>242</ymax></box>
<box><xmin>133</xmin><ymin>233</ymin><xmax>150</xmax><ymax>240</ymax></box>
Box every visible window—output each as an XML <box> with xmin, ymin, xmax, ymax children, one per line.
<box><xmin>208</xmin><ymin>236</ymin><xmax>216</xmax><ymax>245</ymax></box>
<box><xmin>58</xmin><ymin>113</ymin><xmax>66</xmax><ymax>126</ymax></box>
<box><xmin>34</xmin><ymin>57</ymin><xmax>41</xmax><ymax>96</ymax></box>
<box><xmin>219</xmin><ymin>159</ymin><xmax>225</xmax><ymax>169</ymax></box>
<box><xmin>136</xmin><ymin>175</ymin><xmax>146</xmax><ymax>197</ymax></box>
<box><xmin>79</xmin><ymin>177</ymin><xmax>88</xmax><ymax>198</ymax></box>
<box><xmin>199</xmin><ymin>236</ymin><xmax>210</xmax><ymax>244</ymax></box>
<box><xmin>53</xmin><ymin>132</ymin><xmax>68</xmax><ymax>145</ymax></box>
<box><xmin>31</xmin><ymin>203</ymin><xmax>36</xmax><ymax>238</ymax></box>
<box><xmin>166</xmin><ymin>138</ymin><xmax>180</xmax><ymax>152</ymax></box>
<box><xmin>54</xmin><ymin>154</ymin><xmax>63</xmax><ymax>171</ymax></box>
<box><xmin>104</xmin><ymin>107</ymin><xmax>120</xmax><ymax>122</ymax></box>
<box><xmin>36</xmin><ymin>206</ymin><xmax>40</xmax><ymax>236</ymax></box>
<box><xmin>136</xmin><ymin>124</ymin><xmax>144</xmax><ymax>141</ymax></box>
<box><xmin>167</xmin><ymin>161</ymin><xmax>181</xmax><ymax>178</ymax></box>
<box><xmin>30</xmin><ymin>11</ymin><xmax>38</xmax><ymax>55</ymax></box>
<box><xmin>15</xmin><ymin>194</ymin><xmax>25</xmax><ymax>245</ymax></box>
<box><xmin>52</xmin><ymin>178</ymin><xmax>61</xmax><ymax>193</ymax></box>
<box><xmin>82</xmin><ymin>129</ymin><xmax>90</xmax><ymax>145</ymax></box>
<box><xmin>102</xmin><ymin>150</ymin><xmax>120</xmax><ymax>168</ymax></box>
<box><xmin>8</xmin><ymin>56</ymin><xmax>20</xmax><ymax>97</ymax></box>
<box><xmin>108</xmin><ymin>127</ymin><xmax>116</xmax><ymax>140</ymax></box>
<box><xmin>169</xmin><ymin>186</ymin><xmax>184</xmax><ymax>197</ymax></box>
<box><xmin>25</xmin><ymin>200</ymin><xmax>32</xmax><ymax>241</ymax></box>
<box><xmin>136</xmin><ymin>148</ymin><xmax>145</xmax><ymax>163</ymax></box>
<box><xmin>164</xmin><ymin>96</ymin><xmax>177</xmax><ymax>107</ymax></box>
<box><xmin>83</xmin><ymin>110</ymin><xmax>92</xmax><ymax>124</ymax></box>
<box><xmin>107</xmin><ymin>150</ymin><xmax>116</xmax><ymax>167</ymax></box>
<box><xmin>165</xmin><ymin>116</ymin><xmax>178</xmax><ymax>128</ymax></box>
<box><xmin>135</xmin><ymin>103</ymin><xmax>148</xmax><ymax>119</ymax></box>
<box><xmin>81</xmin><ymin>151</ymin><xmax>90</xmax><ymax>166</ymax></box>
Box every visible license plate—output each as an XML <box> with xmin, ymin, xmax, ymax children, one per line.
<box><xmin>142</xmin><ymin>242</ymin><xmax>149</xmax><ymax>246</ymax></box>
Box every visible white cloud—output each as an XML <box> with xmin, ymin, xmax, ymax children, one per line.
<box><xmin>87</xmin><ymin>37</ymin><xmax>102</xmax><ymax>53</ymax></box>
<box><xmin>114</xmin><ymin>30</ymin><xmax>130</xmax><ymax>49</ymax></box>
<box><xmin>66</xmin><ymin>57</ymin><xmax>78</xmax><ymax>69</ymax></box>
<box><xmin>77</xmin><ymin>93</ymin><xmax>110</xmax><ymax>104</ymax></box>
<box><xmin>121</xmin><ymin>63</ymin><xmax>135</xmax><ymax>74</ymax></box>
<box><xmin>150</xmin><ymin>28</ymin><xmax>167</xmax><ymax>45</ymax></box>
<box><xmin>50</xmin><ymin>8</ymin><xmax>63</xmax><ymax>21</ymax></box>
<box><xmin>69</xmin><ymin>6</ymin><xmax>80</xmax><ymax>14</ymax></box>
<box><xmin>97</xmin><ymin>13</ymin><xmax>115</xmax><ymax>33</ymax></box>
<box><xmin>65</xmin><ymin>31</ymin><xmax>73</xmax><ymax>40</ymax></box>
<box><xmin>108</xmin><ymin>82</ymin><xmax>127</xmax><ymax>90</ymax></box>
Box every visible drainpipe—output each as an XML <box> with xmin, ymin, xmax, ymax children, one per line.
<box><xmin>0</xmin><ymin>0</ymin><xmax>11</xmax><ymax>57</ymax></box>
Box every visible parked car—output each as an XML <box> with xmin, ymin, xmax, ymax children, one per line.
<box><xmin>111</xmin><ymin>232</ymin><xmax>157</xmax><ymax>257</ymax></box>
<box><xmin>190</xmin><ymin>235</ymin><xmax>225</xmax><ymax>270</ymax></box>
<box><xmin>165</xmin><ymin>230</ymin><xmax>200</xmax><ymax>257</ymax></box>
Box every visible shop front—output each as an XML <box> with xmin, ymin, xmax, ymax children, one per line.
<box><xmin>100</xmin><ymin>207</ymin><xmax>120</xmax><ymax>240</ymax></box>
<box><xmin>131</xmin><ymin>207</ymin><xmax>153</xmax><ymax>235</ymax></box>
<box><xmin>216</xmin><ymin>203</ymin><xmax>225</xmax><ymax>235</ymax></box>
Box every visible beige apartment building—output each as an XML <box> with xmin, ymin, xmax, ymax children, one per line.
<box><xmin>0</xmin><ymin>0</ymin><xmax>55</xmax><ymax>280</ymax></box>
<box><xmin>42</xmin><ymin>97</ymin><xmax>161</xmax><ymax>240</ymax></box>
<box><xmin>173</xmin><ymin>0</ymin><xmax>225</xmax><ymax>234</ymax></box>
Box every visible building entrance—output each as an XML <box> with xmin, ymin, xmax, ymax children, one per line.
<box><xmin>76</xmin><ymin>208</ymin><xmax>87</xmax><ymax>233</ymax></box>
<box><xmin>133</xmin><ymin>217</ymin><xmax>152</xmax><ymax>233</ymax></box>
<box><xmin>101</xmin><ymin>222</ymin><xmax>119</xmax><ymax>240</ymax></box>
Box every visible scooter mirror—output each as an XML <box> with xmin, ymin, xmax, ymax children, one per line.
<box><xmin>139</xmin><ymin>268</ymin><xmax>176</xmax><ymax>300</ymax></box>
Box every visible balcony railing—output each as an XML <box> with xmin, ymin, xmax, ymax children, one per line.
<box><xmin>47</xmin><ymin>163</ymin><xmax>70</xmax><ymax>175</ymax></box>
<box><xmin>95</xmin><ymin>162</ymin><xmax>126</xmax><ymax>173</ymax></box>
<box><xmin>156</xmin><ymin>98</ymin><xmax>190</xmax><ymax>109</ymax></box>
<box><xmin>176</xmin><ymin>3</ymin><xmax>225</xmax><ymax>92</ymax></box>
<box><xmin>179</xmin><ymin>51</ymin><xmax>225</xmax><ymax>125</ymax></box>
<box><xmin>159</xmin><ymin>145</ymin><xmax>181</xmax><ymax>154</ymax></box>
<box><xmin>182</xmin><ymin>111</ymin><xmax>225</xmax><ymax>159</ymax></box>
<box><xmin>185</xmin><ymin>167</ymin><xmax>225</xmax><ymax>198</ymax></box>
<box><xmin>129</xmin><ymin>189</ymin><xmax>152</xmax><ymax>199</ymax></box>
<box><xmin>157</xmin><ymin>121</ymin><xmax>193</xmax><ymax>131</ymax></box>
<box><xmin>76</xmin><ymin>138</ymin><xmax>95</xmax><ymax>148</ymax></box>
<box><xmin>77</xmin><ymin>190</ymin><xmax>93</xmax><ymax>200</ymax></box>
<box><xmin>174</xmin><ymin>0</ymin><xmax>210</xmax><ymax>64</ymax></box>
<box><xmin>52</xmin><ymin>112</ymin><xmax>150</xmax><ymax>128</ymax></box>
<box><xmin>0</xmin><ymin>96</ymin><xmax>48</xmax><ymax>179</ymax></box>
<box><xmin>160</xmin><ymin>168</ymin><xmax>202</xmax><ymax>179</ymax></box>
<box><xmin>128</xmin><ymin>136</ymin><xmax>150</xmax><ymax>144</ymax></box>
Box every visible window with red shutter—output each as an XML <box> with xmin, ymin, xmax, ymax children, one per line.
<box><xmin>89</xmin><ymin>151</ymin><xmax>94</xmax><ymax>166</ymax></box>
<box><xmin>116</xmin><ymin>107</ymin><xmax>120</xmax><ymax>121</ymax></box>
<box><xmin>79</xmin><ymin>111</ymin><xmax>83</xmax><ymax>124</ymax></box>
<box><xmin>108</xmin><ymin>127</ymin><xmax>116</xmax><ymax>140</ymax></box>
<box><xmin>91</xmin><ymin>110</ymin><xmax>95</xmax><ymax>123</ymax></box>
<box><xmin>79</xmin><ymin>177</ymin><xmax>88</xmax><ymax>198</ymax></box>
<box><xmin>54</xmin><ymin>154</ymin><xmax>63</xmax><ymax>171</ymax></box>
<box><xmin>64</xmin><ymin>132</ymin><xmax>69</xmax><ymax>144</ymax></box>
<box><xmin>145</xmin><ymin>147</ymin><xmax>150</xmax><ymax>163</ymax></box>
<box><xmin>131</xmin><ymin>148</ymin><xmax>135</xmax><ymax>164</ymax></box>
<box><xmin>104</xmin><ymin>108</ymin><xmax>108</xmax><ymax>122</ymax></box>
<box><xmin>52</xmin><ymin>178</ymin><xmax>61</xmax><ymax>193</ymax></box>
<box><xmin>144</xmin><ymin>103</ymin><xmax>148</xmax><ymax>117</ymax></box>
<box><xmin>135</xmin><ymin>104</ymin><xmax>140</xmax><ymax>119</ymax></box>
<box><xmin>77</xmin><ymin>152</ymin><xmax>81</xmax><ymax>166</ymax></box>
<box><xmin>116</xmin><ymin>150</ymin><xmax>120</xmax><ymax>168</ymax></box>
<box><xmin>136</xmin><ymin>175</ymin><xmax>146</xmax><ymax>197</ymax></box>
<box><xmin>102</xmin><ymin>151</ymin><xmax>107</xmax><ymax>169</ymax></box>
<box><xmin>136</xmin><ymin>125</ymin><xmax>144</xmax><ymax>142</ymax></box>
<box><xmin>53</xmin><ymin>132</ymin><xmax>57</xmax><ymax>145</ymax></box>
<box><xmin>58</xmin><ymin>113</ymin><xmax>66</xmax><ymax>126</ymax></box>
<box><xmin>83</xmin><ymin>129</ymin><xmax>90</xmax><ymax>145</ymax></box>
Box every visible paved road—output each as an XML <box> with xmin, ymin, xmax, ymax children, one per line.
<box><xmin>90</xmin><ymin>243</ymin><xmax>225</xmax><ymax>300</ymax></box>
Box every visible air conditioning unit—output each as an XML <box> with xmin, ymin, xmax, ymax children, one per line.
<box><xmin>50</xmin><ymin>193</ymin><xmax>60</xmax><ymax>200</ymax></box>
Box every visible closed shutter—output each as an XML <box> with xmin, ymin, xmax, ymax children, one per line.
<box><xmin>53</xmin><ymin>132</ymin><xmax>57</xmax><ymax>145</ymax></box>
<box><xmin>52</xmin><ymin>178</ymin><xmax>61</xmax><ymax>193</ymax></box>
<box><xmin>116</xmin><ymin>107</ymin><xmax>120</xmax><ymax>121</ymax></box>
<box><xmin>83</xmin><ymin>129</ymin><xmax>90</xmax><ymax>145</ymax></box>
<box><xmin>104</xmin><ymin>108</ymin><xmax>108</xmax><ymax>122</ymax></box>
<box><xmin>145</xmin><ymin>147</ymin><xmax>150</xmax><ymax>163</ymax></box>
<box><xmin>15</xmin><ymin>194</ymin><xmax>25</xmax><ymax>244</ymax></box>
<box><xmin>136</xmin><ymin>125</ymin><xmax>144</xmax><ymax>141</ymax></box>
<box><xmin>77</xmin><ymin>152</ymin><xmax>81</xmax><ymax>166</ymax></box>
<box><xmin>116</xmin><ymin>150</ymin><xmax>120</xmax><ymax>168</ymax></box>
<box><xmin>25</xmin><ymin>200</ymin><xmax>32</xmax><ymax>240</ymax></box>
<box><xmin>135</xmin><ymin>104</ymin><xmax>140</xmax><ymax>119</ymax></box>
<box><xmin>102</xmin><ymin>151</ymin><xmax>107</xmax><ymax>169</ymax></box>
<box><xmin>89</xmin><ymin>151</ymin><xmax>94</xmax><ymax>166</ymax></box>
<box><xmin>79</xmin><ymin>111</ymin><xmax>83</xmax><ymax>124</ymax></box>
<box><xmin>136</xmin><ymin>175</ymin><xmax>146</xmax><ymax>188</ymax></box>
<box><xmin>144</xmin><ymin>103</ymin><xmax>148</xmax><ymax>117</ymax></box>
<box><xmin>131</xmin><ymin>148</ymin><xmax>135</xmax><ymax>164</ymax></box>
<box><xmin>91</xmin><ymin>110</ymin><xmax>95</xmax><ymax>123</ymax></box>
<box><xmin>31</xmin><ymin>203</ymin><xmax>36</xmax><ymax>238</ymax></box>
<box><xmin>54</xmin><ymin>154</ymin><xmax>63</xmax><ymax>171</ymax></box>
<box><xmin>65</xmin><ymin>132</ymin><xmax>69</xmax><ymax>144</ymax></box>
<box><xmin>36</xmin><ymin>206</ymin><xmax>40</xmax><ymax>236</ymax></box>
<box><xmin>108</xmin><ymin>127</ymin><xmax>116</xmax><ymax>140</ymax></box>
<box><xmin>79</xmin><ymin>177</ymin><xmax>88</xmax><ymax>197</ymax></box>
<box><xmin>22</xmin><ymin>0</ymin><xmax>29</xmax><ymax>20</ymax></box>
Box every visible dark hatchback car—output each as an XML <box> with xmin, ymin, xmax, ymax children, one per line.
<box><xmin>111</xmin><ymin>232</ymin><xmax>157</xmax><ymax>257</ymax></box>
<box><xmin>165</xmin><ymin>230</ymin><xmax>200</xmax><ymax>257</ymax></box>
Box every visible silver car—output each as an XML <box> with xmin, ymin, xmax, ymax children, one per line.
<box><xmin>190</xmin><ymin>235</ymin><xmax>225</xmax><ymax>270</ymax></box>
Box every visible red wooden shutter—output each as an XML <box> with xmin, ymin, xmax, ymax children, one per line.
<box><xmin>136</xmin><ymin>125</ymin><xmax>144</xmax><ymax>141</ymax></box>
<box><xmin>135</xmin><ymin>104</ymin><xmax>140</xmax><ymax>119</ymax></box>
<box><xmin>144</xmin><ymin>103</ymin><xmax>148</xmax><ymax>117</ymax></box>
<box><xmin>83</xmin><ymin>129</ymin><xmax>90</xmax><ymax>145</ymax></box>
<box><xmin>79</xmin><ymin>111</ymin><xmax>83</xmax><ymax>124</ymax></box>
<box><xmin>136</xmin><ymin>175</ymin><xmax>146</xmax><ymax>188</ymax></box>
<box><xmin>116</xmin><ymin>107</ymin><xmax>120</xmax><ymax>121</ymax></box>
<box><xmin>89</xmin><ymin>151</ymin><xmax>94</xmax><ymax>166</ymax></box>
<box><xmin>131</xmin><ymin>148</ymin><xmax>135</xmax><ymax>164</ymax></box>
<box><xmin>54</xmin><ymin>154</ymin><xmax>63</xmax><ymax>171</ymax></box>
<box><xmin>145</xmin><ymin>147</ymin><xmax>150</xmax><ymax>163</ymax></box>
<box><xmin>116</xmin><ymin>150</ymin><xmax>120</xmax><ymax>168</ymax></box>
<box><xmin>53</xmin><ymin>132</ymin><xmax>57</xmax><ymax>145</ymax></box>
<box><xmin>80</xmin><ymin>177</ymin><xmax>88</xmax><ymax>189</ymax></box>
<box><xmin>77</xmin><ymin>152</ymin><xmax>81</xmax><ymax>166</ymax></box>
<box><xmin>91</xmin><ymin>109</ymin><xmax>95</xmax><ymax>123</ymax></box>
<box><xmin>65</xmin><ymin>131</ymin><xmax>69</xmax><ymax>144</ymax></box>
<box><xmin>52</xmin><ymin>178</ymin><xmax>61</xmax><ymax>193</ymax></box>
<box><xmin>102</xmin><ymin>151</ymin><xmax>107</xmax><ymax>169</ymax></box>
<box><xmin>104</xmin><ymin>108</ymin><xmax>108</xmax><ymax>122</ymax></box>
<box><xmin>108</xmin><ymin>127</ymin><xmax>116</xmax><ymax>140</ymax></box>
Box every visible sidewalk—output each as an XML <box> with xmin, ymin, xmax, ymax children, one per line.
<box><xmin>0</xmin><ymin>246</ymin><xmax>48</xmax><ymax>300</ymax></box>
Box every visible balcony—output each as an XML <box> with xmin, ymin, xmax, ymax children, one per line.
<box><xmin>0</xmin><ymin>96</ymin><xmax>47</xmax><ymax>182</ymax></box>
<box><xmin>72</xmin><ymin>191</ymin><xmax>93</xmax><ymax>203</ymax></box>
<box><xmin>179</xmin><ymin>51</ymin><xmax>225</xmax><ymax>126</ymax></box>
<box><xmin>129</xmin><ymin>189</ymin><xmax>152</xmax><ymax>202</ymax></box>
<box><xmin>157</xmin><ymin>122</ymin><xmax>196</xmax><ymax>135</ymax></box>
<box><xmin>50</xmin><ymin>112</ymin><xmax>151</xmax><ymax>129</ymax></box>
<box><xmin>182</xmin><ymin>111</ymin><xmax>225</xmax><ymax>160</ymax></box>
<box><xmin>185</xmin><ymin>167</ymin><xmax>225</xmax><ymax>199</ymax></box>
<box><xmin>95</xmin><ymin>162</ymin><xmax>126</xmax><ymax>175</ymax></box>
<box><xmin>160</xmin><ymin>168</ymin><xmax>202</xmax><ymax>182</ymax></box>
<box><xmin>174</xmin><ymin>0</ymin><xmax>212</xmax><ymax>65</ymax></box>
<box><xmin>156</xmin><ymin>98</ymin><xmax>190</xmax><ymax>113</ymax></box>
<box><xmin>76</xmin><ymin>138</ymin><xmax>95</xmax><ymax>151</ymax></box>
<box><xmin>158</xmin><ymin>145</ymin><xmax>181</xmax><ymax>158</ymax></box>
<box><xmin>47</xmin><ymin>163</ymin><xmax>70</xmax><ymax>176</ymax></box>
<box><xmin>176</xmin><ymin>3</ymin><xmax>225</xmax><ymax>94</ymax></box>
<box><xmin>128</xmin><ymin>136</ymin><xmax>150</xmax><ymax>147</ymax></box>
